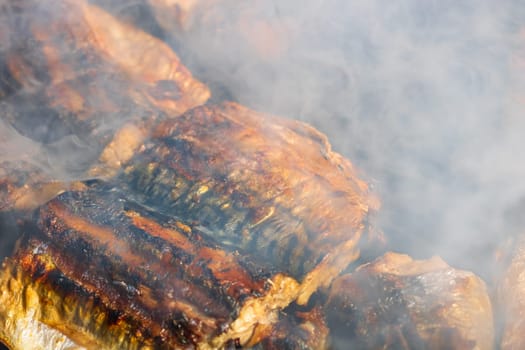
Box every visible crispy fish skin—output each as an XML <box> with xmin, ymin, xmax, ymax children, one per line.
<box><xmin>0</xmin><ymin>184</ymin><xmax>306</xmax><ymax>349</ymax></box>
<box><xmin>118</xmin><ymin>101</ymin><xmax>381</xmax><ymax>304</ymax></box>
<box><xmin>325</xmin><ymin>252</ymin><xmax>494</xmax><ymax>350</ymax></box>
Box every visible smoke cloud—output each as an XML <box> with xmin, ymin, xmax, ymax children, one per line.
<box><xmin>159</xmin><ymin>0</ymin><xmax>525</xmax><ymax>274</ymax></box>
<box><xmin>1</xmin><ymin>0</ymin><xmax>525</xmax><ymax>276</ymax></box>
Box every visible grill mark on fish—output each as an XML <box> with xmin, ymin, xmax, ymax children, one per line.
<box><xmin>125</xmin><ymin>209</ymin><xmax>267</xmax><ymax>299</ymax></box>
<box><xmin>40</xmin><ymin>205</ymin><xmax>225</xmax><ymax>312</ymax></box>
<box><xmin>10</xmin><ymin>184</ymin><xmax>296</xmax><ymax>347</ymax></box>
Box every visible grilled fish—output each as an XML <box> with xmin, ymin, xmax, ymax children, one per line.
<box><xmin>108</xmin><ymin>101</ymin><xmax>382</xmax><ymax>305</ymax></box>
<box><xmin>325</xmin><ymin>252</ymin><xmax>494</xmax><ymax>350</ymax></box>
<box><xmin>0</xmin><ymin>183</ymin><xmax>305</xmax><ymax>349</ymax></box>
<box><xmin>0</xmin><ymin>2</ymin><xmax>380</xmax><ymax>346</ymax></box>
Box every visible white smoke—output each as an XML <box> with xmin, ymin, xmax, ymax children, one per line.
<box><xmin>166</xmin><ymin>0</ymin><xmax>525</xmax><ymax>273</ymax></box>
<box><xmin>1</xmin><ymin>0</ymin><xmax>524</xmax><ymax>274</ymax></box>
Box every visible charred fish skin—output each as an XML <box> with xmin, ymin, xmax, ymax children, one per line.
<box><xmin>118</xmin><ymin>101</ymin><xmax>378</xmax><ymax>281</ymax></box>
<box><xmin>0</xmin><ymin>182</ymin><xmax>307</xmax><ymax>349</ymax></box>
